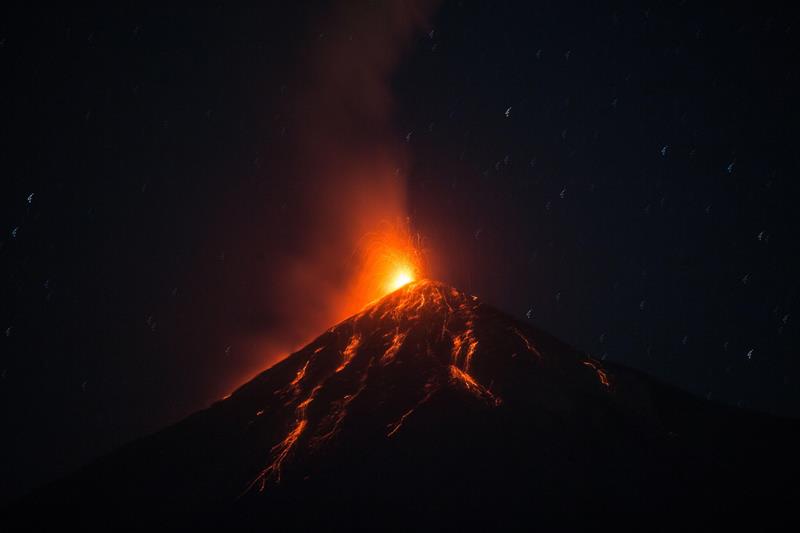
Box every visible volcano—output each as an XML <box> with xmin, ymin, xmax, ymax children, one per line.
<box><xmin>11</xmin><ymin>280</ymin><xmax>800</xmax><ymax>526</ymax></box>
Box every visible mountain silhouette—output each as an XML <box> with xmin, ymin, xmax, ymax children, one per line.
<box><xmin>10</xmin><ymin>280</ymin><xmax>800</xmax><ymax>527</ymax></box>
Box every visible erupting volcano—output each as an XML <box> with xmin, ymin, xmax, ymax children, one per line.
<box><xmin>349</xmin><ymin>222</ymin><xmax>425</xmax><ymax>308</ymax></box>
<box><xmin>13</xmin><ymin>280</ymin><xmax>800</xmax><ymax>527</ymax></box>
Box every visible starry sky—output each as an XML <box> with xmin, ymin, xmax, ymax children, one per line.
<box><xmin>2</xmin><ymin>2</ymin><xmax>799</xmax><ymax>504</ymax></box>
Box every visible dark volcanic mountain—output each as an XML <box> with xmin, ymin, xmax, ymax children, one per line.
<box><xmin>11</xmin><ymin>280</ymin><xmax>800</xmax><ymax>527</ymax></box>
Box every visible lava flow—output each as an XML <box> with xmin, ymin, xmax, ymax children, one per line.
<box><xmin>19</xmin><ymin>278</ymin><xmax>798</xmax><ymax>527</ymax></box>
<box><xmin>243</xmin><ymin>279</ymin><xmax>612</xmax><ymax>492</ymax></box>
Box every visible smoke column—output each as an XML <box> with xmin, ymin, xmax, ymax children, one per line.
<box><xmin>225</xmin><ymin>1</ymin><xmax>439</xmax><ymax>391</ymax></box>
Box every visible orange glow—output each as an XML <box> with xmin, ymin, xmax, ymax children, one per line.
<box><xmin>380</xmin><ymin>328</ymin><xmax>407</xmax><ymax>365</ymax></box>
<box><xmin>251</xmin><ymin>384</ymin><xmax>322</xmax><ymax>490</ymax></box>
<box><xmin>225</xmin><ymin>224</ymin><xmax>421</xmax><ymax>403</ymax></box>
<box><xmin>218</xmin><ymin>0</ymin><xmax>443</xmax><ymax>402</ymax></box>
<box><xmin>582</xmin><ymin>360</ymin><xmax>611</xmax><ymax>389</ymax></box>
<box><xmin>350</xmin><ymin>220</ymin><xmax>424</xmax><ymax>309</ymax></box>
<box><xmin>387</xmin><ymin>268</ymin><xmax>415</xmax><ymax>292</ymax></box>
<box><xmin>291</xmin><ymin>361</ymin><xmax>309</xmax><ymax>387</ymax></box>
<box><xmin>247</xmin><ymin>281</ymin><xmax>514</xmax><ymax>492</ymax></box>
<box><xmin>336</xmin><ymin>334</ymin><xmax>362</xmax><ymax>373</ymax></box>
<box><xmin>449</xmin><ymin>365</ymin><xmax>502</xmax><ymax>406</ymax></box>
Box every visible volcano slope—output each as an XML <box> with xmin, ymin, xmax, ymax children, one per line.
<box><xmin>11</xmin><ymin>280</ymin><xmax>800</xmax><ymax>527</ymax></box>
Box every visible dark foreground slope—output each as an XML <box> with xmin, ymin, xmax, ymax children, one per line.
<box><xmin>9</xmin><ymin>281</ymin><xmax>800</xmax><ymax>528</ymax></box>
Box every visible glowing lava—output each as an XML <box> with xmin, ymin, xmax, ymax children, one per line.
<box><xmin>244</xmin><ymin>279</ymin><xmax>615</xmax><ymax>493</ymax></box>
<box><xmin>350</xmin><ymin>220</ymin><xmax>424</xmax><ymax>307</ymax></box>
<box><xmin>387</xmin><ymin>267</ymin><xmax>415</xmax><ymax>293</ymax></box>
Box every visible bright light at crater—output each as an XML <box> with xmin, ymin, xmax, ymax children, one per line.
<box><xmin>387</xmin><ymin>268</ymin><xmax>415</xmax><ymax>293</ymax></box>
<box><xmin>350</xmin><ymin>220</ymin><xmax>424</xmax><ymax>307</ymax></box>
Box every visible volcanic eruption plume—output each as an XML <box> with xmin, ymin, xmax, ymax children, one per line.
<box><xmin>225</xmin><ymin>1</ymin><xmax>439</xmax><ymax>390</ymax></box>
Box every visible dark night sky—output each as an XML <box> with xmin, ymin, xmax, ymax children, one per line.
<box><xmin>2</xmin><ymin>2</ymin><xmax>799</xmax><ymax>504</ymax></box>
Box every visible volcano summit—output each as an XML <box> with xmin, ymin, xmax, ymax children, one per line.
<box><xmin>11</xmin><ymin>280</ymin><xmax>800</xmax><ymax>527</ymax></box>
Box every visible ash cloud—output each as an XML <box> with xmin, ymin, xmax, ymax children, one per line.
<box><xmin>225</xmin><ymin>1</ymin><xmax>438</xmax><ymax>390</ymax></box>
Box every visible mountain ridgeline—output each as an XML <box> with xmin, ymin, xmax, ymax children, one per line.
<box><xmin>11</xmin><ymin>280</ymin><xmax>799</xmax><ymax>527</ymax></box>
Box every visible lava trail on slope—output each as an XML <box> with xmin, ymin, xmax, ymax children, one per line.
<box><xmin>10</xmin><ymin>280</ymin><xmax>800</xmax><ymax>528</ymax></box>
